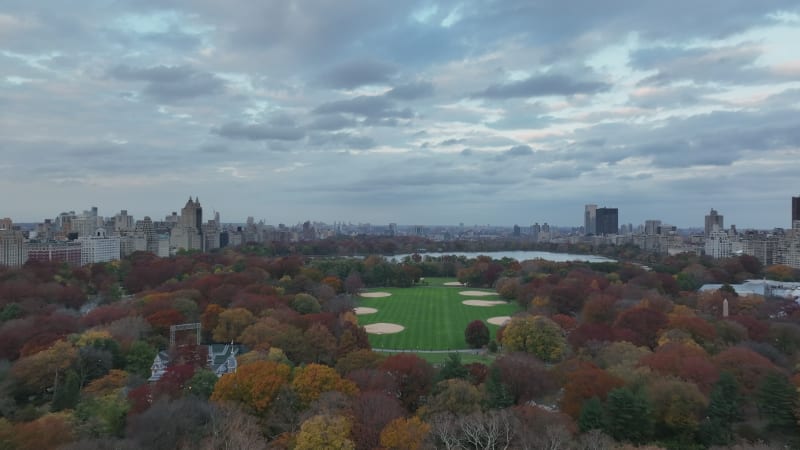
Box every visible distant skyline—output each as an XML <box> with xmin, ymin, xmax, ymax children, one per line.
<box><xmin>2</xmin><ymin>2</ymin><xmax>799</xmax><ymax>228</ymax></box>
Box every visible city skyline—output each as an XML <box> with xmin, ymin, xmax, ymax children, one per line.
<box><xmin>5</xmin><ymin>195</ymin><xmax>800</xmax><ymax>231</ymax></box>
<box><xmin>2</xmin><ymin>2</ymin><xmax>800</xmax><ymax>227</ymax></box>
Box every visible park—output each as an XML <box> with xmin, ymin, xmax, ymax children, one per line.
<box><xmin>354</xmin><ymin>277</ymin><xmax>521</xmax><ymax>351</ymax></box>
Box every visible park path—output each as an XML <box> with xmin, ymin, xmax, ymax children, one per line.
<box><xmin>372</xmin><ymin>348</ymin><xmax>484</xmax><ymax>354</ymax></box>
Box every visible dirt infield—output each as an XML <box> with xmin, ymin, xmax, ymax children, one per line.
<box><xmin>354</xmin><ymin>307</ymin><xmax>378</xmax><ymax>315</ymax></box>
<box><xmin>462</xmin><ymin>300</ymin><xmax>508</xmax><ymax>307</ymax></box>
<box><xmin>487</xmin><ymin>316</ymin><xmax>512</xmax><ymax>325</ymax></box>
<box><xmin>359</xmin><ymin>292</ymin><xmax>392</xmax><ymax>298</ymax></box>
<box><xmin>459</xmin><ymin>290</ymin><xmax>498</xmax><ymax>297</ymax></box>
<box><xmin>364</xmin><ymin>323</ymin><xmax>405</xmax><ymax>334</ymax></box>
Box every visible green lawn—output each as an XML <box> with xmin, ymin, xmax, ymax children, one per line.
<box><xmin>356</xmin><ymin>279</ymin><xmax>520</xmax><ymax>350</ymax></box>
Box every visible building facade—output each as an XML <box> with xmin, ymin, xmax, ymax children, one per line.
<box><xmin>0</xmin><ymin>228</ymin><xmax>27</xmax><ymax>267</ymax></box>
<box><xmin>584</xmin><ymin>204</ymin><xmax>597</xmax><ymax>235</ymax></box>
<box><xmin>79</xmin><ymin>228</ymin><xmax>121</xmax><ymax>265</ymax></box>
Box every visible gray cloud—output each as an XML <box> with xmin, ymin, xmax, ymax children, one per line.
<box><xmin>308</xmin><ymin>114</ymin><xmax>357</xmax><ymax>131</ymax></box>
<box><xmin>108</xmin><ymin>64</ymin><xmax>225</xmax><ymax>101</ymax></box>
<box><xmin>309</xmin><ymin>132</ymin><xmax>376</xmax><ymax>150</ymax></box>
<box><xmin>631</xmin><ymin>44</ymin><xmax>771</xmax><ymax>86</ymax></box>
<box><xmin>313</xmin><ymin>95</ymin><xmax>414</xmax><ymax>125</ymax></box>
<box><xmin>212</xmin><ymin>122</ymin><xmax>305</xmax><ymax>141</ymax></box>
<box><xmin>386</xmin><ymin>81</ymin><xmax>435</xmax><ymax>100</ymax></box>
<box><xmin>475</xmin><ymin>73</ymin><xmax>610</xmax><ymax>99</ymax></box>
<box><xmin>317</xmin><ymin>59</ymin><xmax>397</xmax><ymax>89</ymax></box>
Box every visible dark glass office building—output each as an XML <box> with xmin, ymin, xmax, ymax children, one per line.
<box><xmin>596</xmin><ymin>207</ymin><xmax>619</xmax><ymax>235</ymax></box>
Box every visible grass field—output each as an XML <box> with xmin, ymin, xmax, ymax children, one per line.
<box><xmin>356</xmin><ymin>278</ymin><xmax>520</xmax><ymax>350</ymax></box>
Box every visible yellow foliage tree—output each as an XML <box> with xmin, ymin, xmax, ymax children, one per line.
<box><xmin>291</xmin><ymin>363</ymin><xmax>358</xmax><ymax>407</ymax></box>
<box><xmin>379</xmin><ymin>416</ymin><xmax>431</xmax><ymax>450</ymax></box>
<box><xmin>295</xmin><ymin>414</ymin><xmax>355</xmax><ymax>450</ymax></box>
<box><xmin>501</xmin><ymin>315</ymin><xmax>567</xmax><ymax>363</ymax></box>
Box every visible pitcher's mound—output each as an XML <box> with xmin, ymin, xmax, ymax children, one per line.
<box><xmin>444</xmin><ymin>281</ymin><xmax>465</xmax><ymax>286</ymax></box>
<box><xmin>487</xmin><ymin>316</ymin><xmax>512</xmax><ymax>325</ymax></box>
<box><xmin>354</xmin><ymin>307</ymin><xmax>378</xmax><ymax>315</ymax></box>
<box><xmin>459</xmin><ymin>290</ymin><xmax>497</xmax><ymax>296</ymax></box>
<box><xmin>359</xmin><ymin>292</ymin><xmax>392</xmax><ymax>298</ymax></box>
<box><xmin>364</xmin><ymin>323</ymin><xmax>405</xmax><ymax>334</ymax></box>
<box><xmin>462</xmin><ymin>300</ymin><xmax>508</xmax><ymax>307</ymax></box>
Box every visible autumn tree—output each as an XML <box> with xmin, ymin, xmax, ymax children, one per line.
<box><xmin>380</xmin><ymin>416</ymin><xmax>431</xmax><ymax>450</ymax></box>
<box><xmin>613</xmin><ymin>307</ymin><xmax>668</xmax><ymax>348</ymax></box>
<box><xmin>501</xmin><ymin>315</ymin><xmax>567</xmax><ymax>362</ymax></box>
<box><xmin>295</xmin><ymin>414</ymin><xmax>355</xmax><ymax>450</ymax></box>
<box><xmin>351</xmin><ymin>391</ymin><xmax>404</xmax><ymax>450</ymax></box>
<box><xmin>213</xmin><ymin>308</ymin><xmax>255</xmax><ymax>342</ymax></box>
<box><xmin>291</xmin><ymin>363</ymin><xmax>358</xmax><ymax>407</ymax></box>
<box><xmin>561</xmin><ymin>365</ymin><xmax>625</xmax><ymax>419</ymax></box>
<box><xmin>464</xmin><ymin>320</ymin><xmax>490</xmax><ymax>349</ymax></box>
<box><xmin>380</xmin><ymin>354</ymin><xmax>435</xmax><ymax>411</ymax></box>
<box><xmin>210</xmin><ymin>360</ymin><xmax>291</xmax><ymax>415</ymax></box>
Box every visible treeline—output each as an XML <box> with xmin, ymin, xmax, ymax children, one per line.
<box><xmin>0</xmin><ymin>249</ymin><xmax>798</xmax><ymax>449</ymax></box>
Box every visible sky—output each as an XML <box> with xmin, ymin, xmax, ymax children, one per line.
<box><xmin>1</xmin><ymin>1</ymin><xmax>799</xmax><ymax>229</ymax></box>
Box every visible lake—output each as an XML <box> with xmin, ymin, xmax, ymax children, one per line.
<box><xmin>388</xmin><ymin>251</ymin><xmax>615</xmax><ymax>263</ymax></box>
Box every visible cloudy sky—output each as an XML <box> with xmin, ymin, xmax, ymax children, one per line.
<box><xmin>2</xmin><ymin>1</ymin><xmax>799</xmax><ymax>228</ymax></box>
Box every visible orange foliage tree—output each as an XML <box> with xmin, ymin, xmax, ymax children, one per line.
<box><xmin>210</xmin><ymin>360</ymin><xmax>291</xmax><ymax>415</ymax></box>
<box><xmin>561</xmin><ymin>364</ymin><xmax>625</xmax><ymax>419</ymax></box>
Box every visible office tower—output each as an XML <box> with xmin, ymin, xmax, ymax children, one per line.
<box><xmin>134</xmin><ymin>216</ymin><xmax>159</xmax><ymax>254</ymax></box>
<box><xmin>584</xmin><ymin>204</ymin><xmax>597</xmax><ymax>235</ymax></box>
<box><xmin>596</xmin><ymin>208</ymin><xmax>619</xmax><ymax>235</ymax></box>
<box><xmin>705</xmin><ymin>208</ymin><xmax>724</xmax><ymax>237</ymax></box>
<box><xmin>793</xmin><ymin>196</ymin><xmax>800</xmax><ymax>225</ymax></box>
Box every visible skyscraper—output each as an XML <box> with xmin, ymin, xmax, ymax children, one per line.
<box><xmin>584</xmin><ymin>204</ymin><xmax>597</xmax><ymax>235</ymax></box>
<box><xmin>705</xmin><ymin>208</ymin><xmax>724</xmax><ymax>237</ymax></box>
<box><xmin>596</xmin><ymin>208</ymin><xmax>618</xmax><ymax>235</ymax></box>
<box><xmin>793</xmin><ymin>196</ymin><xmax>800</xmax><ymax>225</ymax></box>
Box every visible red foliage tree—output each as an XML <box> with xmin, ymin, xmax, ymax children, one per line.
<box><xmin>560</xmin><ymin>364</ymin><xmax>625</xmax><ymax>418</ymax></box>
<box><xmin>494</xmin><ymin>352</ymin><xmax>558</xmax><ymax>404</ymax></box>
<box><xmin>380</xmin><ymin>354</ymin><xmax>434</xmax><ymax>411</ymax></box>
<box><xmin>568</xmin><ymin>323</ymin><xmax>614</xmax><ymax>349</ymax></box>
<box><xmin>464</xmin><ymin>320</ymin><xmax>490</xmax><ymax>348</ymax></box>
<box><xmin>640</xmin><ymin>343</ymin><xmax>719</xmax><ymax>393</ymax></box>
<box><xmin>613</xmin><ymin>307</ymin><xmax>668</xmax><ymax>348</ymax></box>
<box><xmin>713</xmin><ymin>346</ymin><xmax>780</xmax><ymax>393</ymax></box>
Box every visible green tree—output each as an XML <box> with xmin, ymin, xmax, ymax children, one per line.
<box><xmin>579</xmin><ymin>397</ymin><xmax>605</xmax><ymax>432</ymax></box>
<box><xmin>699</xmin><ymin>371</ymin><xmax>742</xmax><ymax>445</ymax></box>
<box><xmin>438</xmin><ymin>353</ymin><xmax>468</xmax><ymax>381</ymax></box>
<box><xmin>51</xmin><ymin>369</ymin><xmax>80</xmax><ymax>411</ymax></box>
<box><xmin>484</xmin><ymin>365</ymin><xmax>513</xmax><ymax>409</ymax></box>
<box><xmin>186</xmin><ymin>369</ymin><xmax>218</xmax><ymax>399</ymax></box>
<box><xmin>757</xmin><ymin>372</ymin><xmax>798</xmax><ymax>430</ymax></box>
<box><xmin>75</xmin><ymin>394</ymin><xmax>130</xmax><ymax>438</ymax></box>
<box><xmin>605</xmin><ymin>387</ymin><xmax>653</xmax><ymax>444</ymax></box>
<box><xmin>125</xmin><ymin>340</ymin><xmax>157</xmax><ymax>378</ymax></box>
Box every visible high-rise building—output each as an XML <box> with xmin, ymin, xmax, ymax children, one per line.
<box><xmin>584</xmin><ymin>204</ymin><xmax>597</xmax><ymax>235</ymax></box>
<box><xmin>645</xmin><ymin>220</ymin><xmax>661</xmax><ymax>235</ymax></box>
<box><xmin>0</xmin><ymin>226</ymin><xmax>27</xmax><ymax>267</ymax></box>
<box><xmin>134</xmin><ymin>216</ymin><xmax>159</xmax><ymax>254</ymax></box>
<box><xmin>171</xmin><ymin>197</ymin><xmax>204</xmax><ymax>251</ymax></box>
<box><xmin>596</xmin><ymin>208</ymin><xmax>618</xmax><ymax>235</ymax></box>
<box><xmin>793</xmin><ymin>196</ymin><xmax>800</xmax><ymax>226</ymax></box>
<box><xmin>705</xmin><ymin>209</ymin><xmax>724</xmax><ymax>237</ymax></box>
